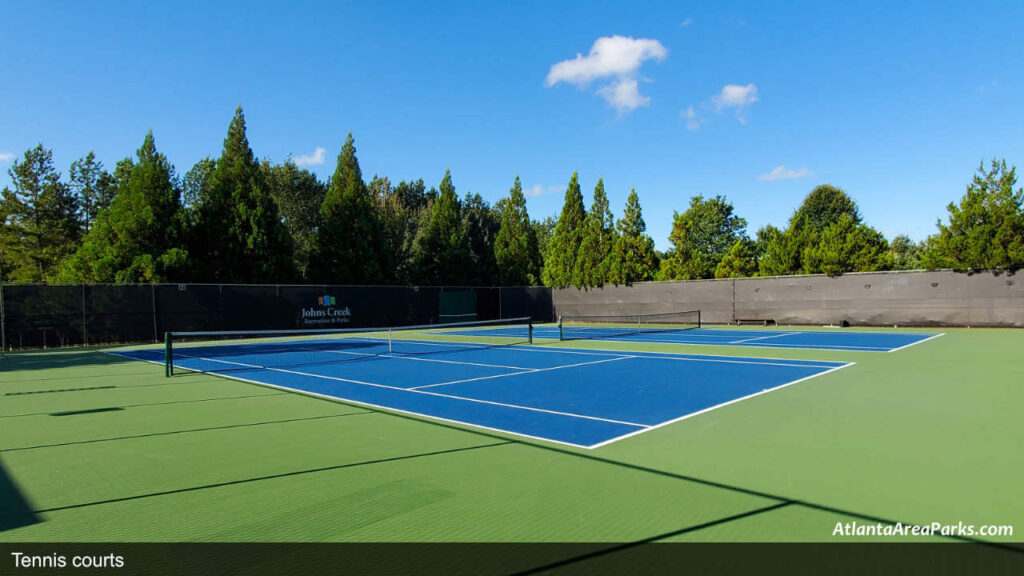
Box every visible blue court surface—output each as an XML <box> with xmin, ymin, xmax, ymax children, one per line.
<box><xmin>113</xmin><ymin>339</ymin><xmax>851</xmax><ymax>448</ymax></box>
<box><xmin>444</xmin><ymin>326</ymin><xmax>944</xmax><ymax>352</ymax></box>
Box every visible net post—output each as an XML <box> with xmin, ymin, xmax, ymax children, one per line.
<box><xmin>697</xmin><ymin>309</ymin><xmax>701</xmax><ymax>328</ymax></box>
<box><xmin>557</xmin><ymin>316</ymin><xmax>563</xmax><ymax>341</ymax></box>
<box><xmin>388</xmin><ymin>328</ymin><xmax>392</xmax><ymax>354</ymax></box>
<box><xmin>164</xmin><ymin>332</ymin><xmax>172</xmax><ymax>377</ymax></box>
<box><xmin>528</xmin><ymin>319</ymin><xmax>533</xmax><ymax>345</ymax></box>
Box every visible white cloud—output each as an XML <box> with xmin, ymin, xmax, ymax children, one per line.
<box><xmin>293</xmin><ymin>147</ymin><xmax>326</xmax><ymax>166</ymax></box>
<box><xmin>0</xmin><ymin>152</ymin><xmax>14</xmax><ymax>162</ymax></box>
<box><xmin>681</xmin><ymin>106</ymin><xmax>704</xmax><ymax>130</ymax></box>
<box><xmin>679</xmin><ymin>18</ymin><xmax>692</xmax><ymax>27</ymax></box>
<box><xmin>545</xmin><ymin>35</ymin><xmax>667</xmax><ymax>113</ymax></box>
<box><xmin>758</xmin><ymin>165</ymin><xmax>812</xmax><ymax>182</ymax></box>
<box><xmin>597</xmin><ymin>79</ymin><xmax>650</xmax><ymax>112</ymax></box>
<box><xmin>523</xmin><ymin>184</ymin><xmax>561</xmax><ymax>197</ymax></box>
<box><xmin>712</xmin><ymin>83</ymin><xmax>758</xmax><ymax>124</ymax></box>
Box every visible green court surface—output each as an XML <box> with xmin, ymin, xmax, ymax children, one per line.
<box><xmin>1</xmin><ymin>326</ymin><xmax>1021</xmax><ymax>544</ymax></box>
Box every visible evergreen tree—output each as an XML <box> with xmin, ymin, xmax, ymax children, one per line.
<box><xmin>715</xmin><ymin>238</ymin><xmax>759</xmax><ymax>278</ymax></box>
<box><xmin>60</xmin><ymin>131</ymin><xmax>188</xmax><ymax>282</ymax></box>
<box><xmin>922</xmin><ymin>159</ymin><xmax>1024</xmax><ymax>272</ymax></box>
<box><xmin>191</xmin><ymin>107</ymin><xmax>294</xmax><ymax>282</ymax></box>
<box><xmin>576</xmin><ymin>178</ymin><xmax>617</xmax><ymax>287</ymax></box>
<box><xmin>0</xmin><ymin>144</ymin><xmax>80</xmax><ymax>281</ymax></box>
<box><xmin>608</xmin><ymin>188</ymin><xmax>657</xmax><ymax>284</ymax></box>
<box><xmin>262</xmin><ymin>159</ymin><xmax>326</xmax><ymax>281</ymax></box>
<box><xmin>463</xmin><ymin>192</ymin><xmax>501</xmax><ymax>285</ymax></box>
<box><xmin>660</xmin><ymin>195</ymin><xmax>747</xmax><ymax>280</ymax></box>
<box><xmin>541</xmin><ymin>172</ymin><xmax>586</xmax><ymax>287</ymax></box>
<box><xmin>494</xmin><ymin>175</ymin><xmax>541</xmax><ymax>285</ymax></box>
<box><xmin>69</xmin><ymin>151</ymin><xmax>116</xmax><ymax>234</ymax></box>
<box><xmin>310</xmin><ymin>133</ymin><xmax>384</xmax><ymax>283</ymax></box>
<box><xmin>757</xmin><ymin>223</ymin><xmax>802</xmax><ymax>276</ymax></box>
<box><xmin>790</xmin><ymin>184</ymin><xmax>861</xmax><ymax>232</ymax></box>
<box><xmin>414</xmin><ymin>169</ymin><xmax>475</xmax><ymax>284</ymax></box>
<box><xmin>801</xmin><ymin>215</ymin><xmax>891</xmax><ymax>275</ymax></box>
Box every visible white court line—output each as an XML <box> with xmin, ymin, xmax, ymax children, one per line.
<box><xmin>310</xmin><ymin>346</ymin><xmax>533</xmax><ymax>371</ymax></box>
<box><xmin>586</xmin><ymin>361</ymin><xmax>857</xmax><ymax>449</ymax></box>
<box><xmin>106</xmin><ymin>348</ymin><xmax>851</xmax><ymax>450</ymax></box>
<box><xmin>886</xmin><ymin>332</ymin><xmax>946</xmax><ymax>353</ymax></box>
<box><xmin>409</xmin><ymin>355</ymin><xmax>635</xmax><ymax>390</ymax></box>
<box><xmin>380</xmin><ymin>338</ymin><xmax>844</xmax><ymax>368</ymax></box>
<box><xmin>729</xmin><ymin>332</ymin><xmax>799</xmax><ymax>344</ymax></box>
<box><xmin>169</xmin><ymin>351</ymin><xmax>648</xmax><ymax>428</ymax></box>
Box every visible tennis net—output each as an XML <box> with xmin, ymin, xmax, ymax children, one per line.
<box><xmin>558</xmin><ymin>309</ymin><xmax>701</xmax><ymax>341</ymax></box>
<box><xmin>164</xmin><ymin>316</ymin><xmax>533</xmax><ymax>376</ymax></box>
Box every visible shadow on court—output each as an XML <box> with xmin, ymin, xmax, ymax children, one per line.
<box><xmin>0</xmin><ymin>459</ymin><xmax>40</xmax><ymax>532</ymax></box>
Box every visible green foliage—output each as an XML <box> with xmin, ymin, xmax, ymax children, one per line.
<box><xmin>532</xmin><ymin>216</ymin><xmax>557</xmax><ymax>264</ymax></box>
<box><xmin>890</xmin><ymin>234</ymin><xmax>923</xmax><ymax>270</ymax></box>
<box><xmin>575</xmin><ymin>178</ymin><xmax>617</xmax><ymax>287</ymax></box>
<box><xmin>790</xmin><ymin>184</ymin><xmax>861</xmax><ymax>232</ymax></box>
<box><xmin>191</xmin><ymin>107</ymin><xmax>294</xmax><ymax>282</ymax></box>
<box><xmin>59</xmin><ymin>132</ymin><xmax>188</xmax><ymax>283</ymax></box>
<box><xmin>922</xmin><ymin>159</ymin><xmax>1024</xmax><ymax>272</ymax></box>
<box><xmin>69</xmin><ymin>152</ymin><xmax>116</xmax><ymax>234</ymax></box>
<box><xmin>715</xmin><ymin>238</ymin><xmax>758</xmax><ymax>278</ymax></box>
<box><xmin>608</xmin><ymin>188</ymin><xmax>657</xmax><ymax>285</ymax></box>
<box><xmin>414</xmin><ymin>169</ymin><xmax>475</xmax><ymax>285</ymax></box>
<box><xmin>801</xmin><ymin>215</ymin><xmax>892</xmax><ymax>276</ymax></box>
<box><xmin>757</xmin><ymin>223</ymin><xmax>804</xmax><ymax>276</ymax></box>
<box><xmin>262</xmin><ymin>159</ymin><xmax>326</xmax><ymax>281</ymax></box>
<box><xmin>541</xmin><ymin>172</ymin><xmax>586</xmax><ymax>287</ymax></box>
<box><xmin>311</xmin><ymin>133</ymin><xmax>385</xmax><ymax>283</ymax></box>
<box><xmin>494</xmin><ymin>176</ymin><xmax>542</xmax><ymax>285</ymax></box>
<box><xmin>660</xmin><ymin>195</ymin><xmax>747</xmax><ymax>280</ymax></box>
<box><xmin>0</xmin><ymin>144</ymin><xmax>81</xmax><ymax>281</ymax></box>
<box><xmin>463</xmin><ymin>192</ymin><xmax>501</xmax><ymax>285</ymax></box>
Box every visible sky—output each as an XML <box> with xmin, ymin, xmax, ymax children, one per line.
<box><xmin>1</xmin><ymin>0</ymin><xmax>1021</xmax><ymax>249</ymax></box>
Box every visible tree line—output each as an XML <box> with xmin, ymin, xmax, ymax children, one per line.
<box><xmin>2</xmin><ymin>108</ymin><xmax>1021</xmax><ymax>287</ymax></box>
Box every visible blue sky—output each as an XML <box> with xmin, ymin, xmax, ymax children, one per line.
<box><xmin>1</xmin><ymin>0</ymin><xmax>1021</xmax><ymax>249</ymax></box>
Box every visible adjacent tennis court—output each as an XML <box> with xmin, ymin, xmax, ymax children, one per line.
<box><xmin>449</xmin><ymin>324</ymin><xmax>942</xmax><ymax>352</ymax></box>
<box><xmin>112</xmin><ymin>329</ymin><xmax>850</xmax><ymax>448</ymax></box>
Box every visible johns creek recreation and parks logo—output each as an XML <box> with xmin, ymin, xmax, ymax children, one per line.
<box><xmin>300</xmin><ymin>295</ymin><xmax>352</xmax><ymax>325</ymax></box>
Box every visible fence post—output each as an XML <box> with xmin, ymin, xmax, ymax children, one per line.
<box><xmin>0</xmin><ymin>281</ymin><xmax>6</xmax><ymax>353</ymax></box>
<box><xmin>151</xmin><ymin>284</ymin><xmax>158</xmax><ymax>343</ymax></box>
<box><xmin>81</xmin><ymin>285</ymin><xmax>88</xmax><ymax>346</ymax></box>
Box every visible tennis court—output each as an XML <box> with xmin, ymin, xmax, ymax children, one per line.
<box><xmin>112</xmin><ymin>330</ymin><xmax>850</xmax><ymax>448</ymax></box>
<box><xmin>448</xmin><ymin>324</ymin><xmax>942</xmax><ymax>352</ymax></box>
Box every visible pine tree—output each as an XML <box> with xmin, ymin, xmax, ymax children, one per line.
<box><xmin>609</xmin><ymin>188</ymin><xmax>657</xmax><ymax>284</ymax></box>
<box><xmin>60</xmin><ymin>131</ymin><xmax>188</xmax><ymax>282</ymax></box>
<box><xmin>310</xmin><ymin>133</ymin><xmax>384</xmax><ymax>283</ymax></box>
<box><xmin>414</xmin><ymin>169</ymin><xmax>475</xmax><ymax>284</ymax></box>
<box><xmin>575</xmin><ymin>178</ymin><xmax>617</xmax><ymax>287</ymax></box>
<box><xmin>714</xmin><ymin>238</ymin><xmax>758</xmax><ymax>278</ymax></box>
<box><xmin>191</xmin><ymin>107</ymin><xmax>294</xmax><ymax>282</ymax></box>
<box><xmin>801</xmin><ymin>215</ymin><xmax>891</xmax><ymax>275</ymax></box>
<box><xmin>0</xmin><ymin>144</ymin><xmax>80</xmax><ymax>281</ymax></box>
<box><xmin>494</xmin><ymin>175</ymin><xmax>541</xmax><ymax>285</ymax></box>
<box><xmin>923</xmin><ymin>159</ymin><xmax>1024</xmax><ymax>272</ymax></box>
<box><xmin>541</xmin><ymin>172</ymin><xmax>586</xmax><ymax>287</ymax></box>
<box><xmin>69</xmin><ymin>152</ymin><xmax>116</xmax><ymax>234</ymax></box>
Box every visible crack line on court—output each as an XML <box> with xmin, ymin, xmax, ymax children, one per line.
<box><xmin>34</xmin><ymin>441</ymin><xmax>514</xmax><ymax>514</ymax></box>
